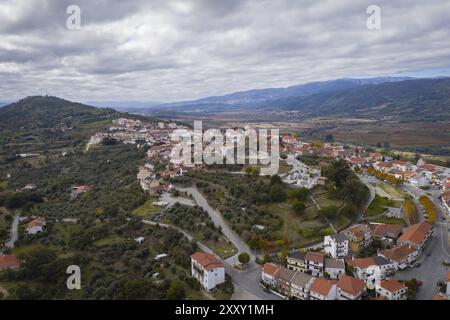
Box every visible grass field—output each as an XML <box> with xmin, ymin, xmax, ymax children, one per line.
<box><xmin>366</xmin><ymin>195</ymin><xmax>402</xmax><ymax>217</ymax></box>
<box><xmin>131</xmin><ymin>198</ymin><xmax>161</xmax><ymax>218</ymax></box>
<box><xmin>376</xmin><ymin>183</ymin><xmax>406</xmax><ymax>200</ymax></box>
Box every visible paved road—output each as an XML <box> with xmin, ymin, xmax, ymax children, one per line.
<box><xmin>5</xmin><ymin>214</ymin><xmax>19</xmax><ymax>248</ymax></box>
<box><xmin>175</xmin><ymin>187</ymin><xmax>252</xmax><ymax>257</ymax></box>
<box><xmin>392</xmin><ymin>184</ymin><xmax>450</xmax><ymax>299</ymax></box>
<box><xmin>358</xmin><ymin>174</ymin><xmax>377</xmax><ymax>222</ymax></box>
<box><xmin>159</xmin><ymin>192</ymin><xmax>195</xmax><ymax>207</ymax></box>
<box><xmin>174</xmin><ymin>186</ymin><xmax>280</xmax><ymax>300</ymax></box>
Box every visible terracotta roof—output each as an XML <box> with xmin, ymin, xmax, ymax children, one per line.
<box><xmin>370</xmin><ymin>223</ymin><xmax>402</xmax><ymax>239</ymax></box>
<box><xmin>191</xmin><ymin>252</ymin><xmax>224</xmax><ymax>271</ymax></box>
<box><xmin>379</xmin><ymin>279</ymin><xmax>407</xmax><ymax>293</ymax></box>
<box><xmin>310</xmin><ymin>278</ymin><xmax>336</xmax><ymax>297</ymax></box>
<box><xmin>447</xmin><ymin>272</ymin><xmax>450</xmax><ymax>282</ymax></box>
<box><xmin>305</xmin><ymin>251</ymin><xmax>325</xmax><ymax>264</ymax></box>
<box><xmin>419</xmin><ymin>164</ymin><xmax>439</xmax><ymax>172</ymax></box>
<box><xmin>347</xmin><ymin>257</ymin><xmax>376</xmax><ymax>269</ymax></box>
<box><xmin>0</xmin><ymin>255</ymin><xmax>20</xmax><ymax>270</ymax></box>
<box><xmin>27</xmin><ymin>218</ymin><xmax>45</xmax><ymax>229</ymax></box>
<box><xmin>337</xmin><ymin>275</ymin><xmax>366</xmax><ymax>296</ymax></box>
<box><xmin>379</xmin><ymin>244</ymin><xmax>417</xmax><ymax>263</ymax></box>
<box><xmin>262</xmin><ymin>263</ymin><xmax>280</xmax><ymax>277</ymax></box>
<box><xmin>398</xmin><ymin>221</ymin><xmax>432</xmax><ymax>246</ymax></box>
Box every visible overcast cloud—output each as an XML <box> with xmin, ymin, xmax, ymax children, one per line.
<box><xmin>0</xmin><ymin>0</ymin><xmax>450</xmax><ymax>102</ymax></box>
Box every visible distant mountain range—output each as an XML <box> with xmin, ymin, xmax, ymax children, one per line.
<box><xmin>158</xmin><ymin>76</ymin><xmax>415</xmax><ymax>107</ymax></box>
<box><xmin>141</xmin><ymin>76</ymin><xmax>450</xmax><ymax>121</ymax></box>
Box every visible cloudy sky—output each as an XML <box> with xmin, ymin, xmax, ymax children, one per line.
<box><xmin>1</xmin><ymin>0</ymin><xmax>450</xmax><ymax>103</ymax></box>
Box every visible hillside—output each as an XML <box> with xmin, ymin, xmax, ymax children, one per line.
<box><xmin>0</xmin><ymin>96</ymin><xmax>124</xmax><ymax>157</ymax></box>
<box><xmin>151</xmin><ymin>76</ymin><xmax>413</xmax><ymax>108</ymax></box>
<box><xmin>258</xmin><ymin>78</ymin><xmax>450</xmax><ymax>121</ymax></box>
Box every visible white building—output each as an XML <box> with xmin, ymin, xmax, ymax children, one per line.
<box><xmin>324</xmin><ymin>258</ymin><xmax>346</xmax><ymax>279</ymax></box>
<box><xmin>309</xmin><ymin>278</ymin><xmax>337</xmax><ymax>300</ymax></box>
<box><xmin>26</xmin><ymin>218</ymin><xmax>46</xmax><ymax>235</ymax></box>
<box><xmin>324</xmin><ymin>234</ymin><xmax>349</xmax><ymax>258</ymax></box>
<box><xmin>376</xmin><ymin>279</ymin><xmax>408</xmax><ymax>300</ymax></box>
<box><xmin>191</xmin><ymin>252</ymin><xmax>225</xmax><ymax>291</ymax></box>
<box><xmin>262</xmin><ymin>263</ymin><xmax>280</xmax><ymax>287</ymax></box>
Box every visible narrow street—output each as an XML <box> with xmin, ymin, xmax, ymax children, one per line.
<box><xmin>5</xmin><ymin>214</ymin><xmax>19</xmax><ymax>249</ymax></box>
<box><xmin>174</xmin><ymin>186</ymin><xmax>280</xmax><ymax>300</ymax></box>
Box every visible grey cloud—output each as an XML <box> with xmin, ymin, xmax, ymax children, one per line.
<box><xmin>0</xmin><ymin>0</ymin><xmax>450</xmax><ymax>102</ymax></box>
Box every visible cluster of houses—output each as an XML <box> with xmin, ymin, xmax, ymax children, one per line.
<box><xmin>282</xmin><ymin>157</ymin><xmax>328</xmax><ymax>189</ymax></box>
<box><xmin>89</xmin><ymin>118</ymin><xmax>181</xmax><ymax>146</ymax></box>
<box><xmin>262</xmin><ymin>221</ymin><xmax>434</xmax><ymax>300</ymax></box>
<box><xmin>280</xmin><ymin>134</ymin><xmax>450</xmax><ymax>214</ymax></box>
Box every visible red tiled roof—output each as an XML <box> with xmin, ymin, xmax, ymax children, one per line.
<box><xmin>305</xmin><ymin>251</ymin><xmax>325</xmax><ymax>264</ymax></box>
<box><xmin>346</xmin><ymin>257</ymin><xmax>376</xmax><ymax>269</ymax></box>
<box><xmin>379</xmin><ymin>244</ymin><xmax>417</xmax><ymax>263</ymax></box>
<box><xmin>191</xmin><ymin>252</ymin><xmax>224</xmax><ymax>271</ymax></box>
<box><xmin>27</xmin><ymin>218</ymin><xmax>45</xmax><ymax>229</ymax></box>
<box><xmin>262</xmin><ymin>263</ymin><xmax>280</xmax><ymax>277</ymax></box>
<box><xmin>398</xmin><ymin>221</ymin><xmax>432</xmax><ymax>246</ymax></box>
<box><xmin>379</xmin><ymin>279</ymin><xmax>407</xmax><ymax>293</ymax></box>
<box><xmin>0</xmin><ymin>255</ymin><xmax>20</xmax><ymax>270</ymax></box>
<box><xmin>310</xmin><ymin>278</ymin><xmax>336</xmax><ymax>297</ymax></box>
<box><xmin>337</xmin><ymin>275</ymin><xmax>366</xmax><ymax>296</ymax></box>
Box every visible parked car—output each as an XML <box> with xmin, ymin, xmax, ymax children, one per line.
<box><xmin>414</xmin><ymin>263</ymin><xmax>421</xmax><ymax>268</ymax></box>
<box><xmin>416</xmin><ymin>280</ymin><xmax>423</xmax><ymax>286</ymax></box>
<box><xmin>426</xmin><ymin>252</ymin><xmax>432</xmax><ymax>257</ymax></box>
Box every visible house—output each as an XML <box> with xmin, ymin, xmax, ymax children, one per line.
<box><xmin>378</xmin><ymin>244</ymin><xmax>418</xmax><ymax>269</ymax></box>
<box><xmin>397</xmin><ymin>221</ymin><xmax>433</xmax><ymax>251</ymax></box>
<box><xmin>369</xmin><ymin>223</ymin><xmax>402</xmax><ymax>242</ymax></box>
<box><xmin>190</xmin><ymin>252</ymin><xmax>225</xmax><ymax>291</ymax></box>
<box><xmin>324</xmin><ymin>233</ymin><xmax>349</xmax><ymax>258</ymax></box>
<box><xmin>408</xmin><ymin>172</ymin><xmax>429</xmax><ymax>187</ymax></box>
<box><xmin>0</xmin><ymin>254</ymin><xmax>20</xmax><ymax>271</ymax></box>
<box><xmin>275</xmin><ymin>267</ymin><xmax>297</xmax><ymax>296</ymax></box>
<box><xmin>290</xmin><ymin>272</ymin><xmax>315</xmax><ymax>300</ymax></box>
<box><xmin>391</xmin><ymin>160</ymin><xmax>416</xmax><ymax>172</ymax></box>
<box><xmin>305</xmin><ymin>251</ymin><xmax>325</xmax><ymax>277</ymax></box>
<box><xmin>71</xmin><ymin>185</ymin><xmax>91</xmax><ymax>198</ymax></box>
<box><xmin>26</xmin><ymin>218</ymin><xmax>46</xmax><ymax>235</ymax></box>
<box><xmin>346</xmin><ymin>256</ymin><xmax>395</xmax><ymax>285</ymax></box>
<box><xmin>375</xmin><ymin>279</ymin><xmax>408</xmax><ymax>300</ymax></box>
<box><xmin>336</xmin><ymin>275</ymin><xmax>366</xmax><ymax>300</ymax></box>
<box><xmin>342</xmin><ymin>224</ymin><xmax>372</xmax><ymax>252</ymax></box>
<box><xmin>134</xmin><ymin>236</ymin><xmax>145</xmax><ymax>244</ymax></box>
<box><xmin>262</xmin><ymin>263</ymin><xmax>281</xmax><ymax>287</ymax></box>
<box><xmin>325</xmin><ymin>258</ymin><xmax>346</xmax><ymax>279</ymax></box>
<box><xmin>154</xmin><ymin>253</ymin><xmax>168</xmax><ymax>260</ymax></box>
<box><xmin>286</xmin><ymin>251</ymin><xmax>306</xmax><ymax>273</ymax></box>
<box><xmin>309</xmin><ymin>278</ymin><xmax>337</xmax><ymax>300</ymax></box>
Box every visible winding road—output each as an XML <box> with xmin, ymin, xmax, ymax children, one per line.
<box><xmin>5</xmin><ymin>214</ymin><xmax>19</xmax><ymax>249</ymax></box>
<box><xmin>174</xmin><ymin>186</ymin><xmax>279</xmax><ymax>300</ymax></box>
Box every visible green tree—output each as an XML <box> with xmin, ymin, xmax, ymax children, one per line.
<box><xmin>238</xmin><ymin>252</ymin><xmax>250</xmax><ymax>265</ymax></box>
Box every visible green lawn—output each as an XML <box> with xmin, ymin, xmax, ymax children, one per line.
<box><xmin>12</xmin><ymin>244</ymin><xmax>60</xmax><ymax>256</ymax></box>
<box><xmin>377</xmin><ymin>183</ymin><xmax>407</xmax><ymax>200</ymax></box>
<box><xmin>131</xmin><ymin>198</ymin><xmax>161</xmax><ymax>218</ymax></box>
<box><xmin>366</xmin><ymin>195</ymin><xmax>402</xmax><ymax>217</ymax></box>
<box><xmin>368</xmin><ymin>217</ymin><xmax>406</xmax><ymax>225</ymax></box>
<box><xmin>93</xmin><ymin>236</ymin><xmax>124</xmax><ymax>248</ymax></box>
<box><xmin>0</xmin><ymin>180</ymin><xmax>8</xmax><ymax>191</ymax></box>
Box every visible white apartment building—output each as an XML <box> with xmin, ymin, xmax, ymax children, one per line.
<box><xmin>191</xmin><ymin>252</ymin><xmax>225</xmax><ymax>291</ymax></box>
